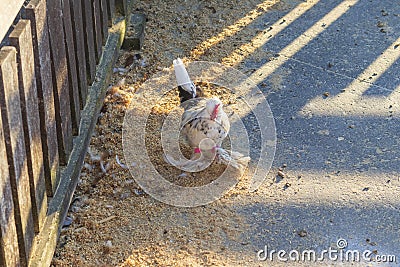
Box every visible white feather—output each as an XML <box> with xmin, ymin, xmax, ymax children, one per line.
<box><xmin>180</xmin><ymin>98</ymin><xmax>229</xmax><ymax>150</ymax></box>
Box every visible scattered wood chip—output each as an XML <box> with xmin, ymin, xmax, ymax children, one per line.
<box><xmin>97</xmin><ymin>215</ymin><xmax>117</xmax><ymax>224</ymax></box>
<box><xmin>277</xmin><ymin>170</ymin><xmax>285</xmax><ymax>178</ymax></box>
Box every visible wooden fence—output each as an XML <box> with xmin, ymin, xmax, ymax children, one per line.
<box><xmin>0</xmin><ymin>0</ymin><xmax>128</xmax><ymax>266</ymax></box>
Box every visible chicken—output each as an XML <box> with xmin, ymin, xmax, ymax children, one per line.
<box><xmin>173</xmin><ymin>58</ymin><xmax>229</xmax><ymax>153</ymax></box>
<box><xmin>165</xmin><ymin>58</ymin><xmax>249</xmax><ymax>172</ymax></box>
<box><xmin>180</xmin><ymin>97</ymin><xmax>229</xmax><ymax>153</ymax></box>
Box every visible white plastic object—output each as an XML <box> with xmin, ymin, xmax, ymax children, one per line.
<box><xmin>173</xmin><ymin>58</ymin><xmax>192</xmax><ymax>86</ymax></box>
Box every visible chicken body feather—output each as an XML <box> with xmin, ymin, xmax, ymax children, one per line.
<box><xmin>169</xmin><ymin>58</ymin><xmax>249</xmax><ymax>172</ymax></box>
<box><xmin>180</xmin><ymin>98</ymin><xmax>229</xmax><ymax>151</ymax></box>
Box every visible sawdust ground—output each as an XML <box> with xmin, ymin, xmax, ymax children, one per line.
<box><xmin>50</xmin><ymin>0</ymin><xmax>290</xmax><ymax>266</ymax></box>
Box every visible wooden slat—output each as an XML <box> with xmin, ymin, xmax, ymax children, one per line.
<box><xmin>61</xmin><ymin>0</ymin><xmax>80</xmax><ymax>135</ymax></box>
<box><xmin>8</xmin><ymin>20</ymin><xmax>47</xmax><ymax>235</ymax></box>
<box><xmin>93</xmin><ymin>0</ymin><xmax>103</xmax><ymax>60</ymax></box>
<box><xmin>0</xmin><ymin>46</ymin><xmax>35</xmax><ymax>267</ymax></box>
<box><xmin>107</xmin><ymin>0</ymin><xmax>115</xmax><ymax>22</ymax></box>
<box><xmin>0</xmin><ymin>0</ymin><xmax>25</xmax><ymax>42</ymax></box>
<box><xmin>47</xmin><ymin>0</ymin><xmax>73</xmax><ymax>165</ymax></box>
<box><xmin>29</xmin><ymin>19</ymin><xmax>126</xmax><ymax>267</ymax></box>
<box><xmin>69</xmin><ymin>0</ymin><xmax>88</xmax><ymax>108</ymax></box>
<box><xmin>81</xmin><ymin>0</ymin><xmax>96</xmax><ymax>83</ymax></box>
<box><xmin>100</xmin><ymin>0</ymin><xmax>109</xmax><ymax>42</ymax></box>
<box><xmin>0</xmin><ymin>111</ymin><xmax>19</xmax><ymax>267</ymax></box>
<box><xmin>24</xmin><ymin>0</ymin><xmax>60</xmax><ymax>196</ymax></box>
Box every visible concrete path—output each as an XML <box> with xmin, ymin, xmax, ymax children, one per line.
<box><xmin>238</xmin><ymin>0</ymin><xmax>400</xmax><ymax>265</ymax></box>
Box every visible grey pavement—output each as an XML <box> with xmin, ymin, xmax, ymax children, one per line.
<box><xmin>235</xmin><ymin>0</ymin><xmax>400</xmax><ymax>266</ymax></box>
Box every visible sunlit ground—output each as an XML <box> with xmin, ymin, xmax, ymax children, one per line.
<box><xmin>53</xmin><ymin>0</ymin><xmax>400</xmax><ymax>266</ymax></box>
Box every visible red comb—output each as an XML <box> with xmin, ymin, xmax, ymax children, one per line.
<box><xmin>210</xmin><ymin>104</ymin><xmax>220</xmax><ymax>120</ymax></box>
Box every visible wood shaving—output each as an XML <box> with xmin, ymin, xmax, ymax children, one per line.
<box><xmin>52</xmin><ymin>0</ymin><xmax>289</xmax><ymax>266</ymax></box>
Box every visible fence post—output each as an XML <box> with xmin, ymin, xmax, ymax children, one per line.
<box><xmin>0</xmin><ymin>110</ymin><xmax>19</xmax><ymax>267</ymax></box>
<box><xmin>81</xmin><ymin>0</ymin><xmax>97</xmax><ymax>82</ymax></box>
<box><xmin>0</xmin><ymin>46</ymin><xmax>35</xmax><ymax>267</ymax></box>
<box><xmin>46</xmin><ymin>0</ymin><xmax>73</xmax><ymax>165</ymax></box>
<box><xmin>93</xmin><ymin>0</ymin><xmax>103</xmax><ymax>60</ymax></box>
<box><xmin>61</xmin><ymin>0</ymin><xmax>81</xmax><ymax>136</ymax></box>
<box><xmin>24</xmin><ymin>0</ymin><xmax>60</xmax><ymax>196</ymax></box>
<box><xmin>107</xmin><ymin>0</ymin><xmax>115</xmax><ymax>22</ymax></box>
<box><xmin>8</xmin><ymin>19</ymin><xmax>48</xmax><ymax>235</ymax></box>
<box><xmin>69</xmin><ymin>0</ymin><xmax>88</xmax><ymax>109</ymax></box>
<box><xmin>100</xmin><ymin>0</ymin><xmax>109</xmax><ymax>42</ymax></box>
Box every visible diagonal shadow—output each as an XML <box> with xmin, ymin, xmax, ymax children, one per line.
<box><xmin>51</xmin><ymin>0</ymin><xmax>400</xmax><ymax>266</ymax></box>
